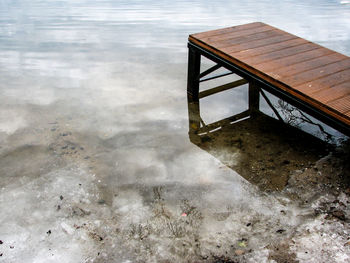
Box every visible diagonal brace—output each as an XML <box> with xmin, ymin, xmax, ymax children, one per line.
<box><xmin>260</xmin><ymin>89</ymin><xmax>284</xmax><ymax>122</ymax></box>
<box><xmin>200</xmin><ymin>71</ymin><xmax>234</xmax><ymax>82</ymax></box>
<box><xmin>199</xmin><ymin>64</ymin><xmax>221</xmax><ymax>79</ymax></box>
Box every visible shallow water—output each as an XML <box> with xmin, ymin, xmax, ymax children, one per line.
<box><xmin>0</xmin><ymin>0</ymin><xmax>350</xmax><ymax>262</ymax></box>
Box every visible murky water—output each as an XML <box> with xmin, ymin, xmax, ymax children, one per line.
<box><xmin>0</xmin><ymin>0</ymin><xmax>350</xmax><ymax>262</ymax></box>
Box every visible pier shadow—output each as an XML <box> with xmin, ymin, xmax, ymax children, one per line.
<box><xmin>188</xmin><ymin>100</ymin><xmax>330</xmax><ymax>191</ymax></box>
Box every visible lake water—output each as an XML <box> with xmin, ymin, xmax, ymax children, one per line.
<box><xmin>0</xmin><ymin>0</ymin><xmax>349</xmax><ymax>262</ymax></box>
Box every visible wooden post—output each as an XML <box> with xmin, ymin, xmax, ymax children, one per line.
<box><xmin>187</xmin><ymin>46</ymin><xmax>201</xmax><ymax>135</ymax></box>
<box><xmin>249</xmin><ymin>80</ymin><xmax>260</xmax><ymax>117</ymax></box>
<box><xmin>187</xmin><ymin>46</ymin><xmax>201</xmax><ymax>101</ymax></box>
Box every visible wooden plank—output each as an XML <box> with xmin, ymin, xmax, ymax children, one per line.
<box><xmin>201</xmin><ymin>25</ymin><xmax>273</xmax><ymax>43</ymax></box>
<box><xmin>255</xmin><ymin>48</ymin><xmax>334</xmax><ymax>73</ymax></box>
<box><xmin>191</xmin><ymin>22</ymin><xmax>264</xmax><ymax>39</ymax></box>
<box><xmin>236</xmin><ymin>42</ymin><xmax>319</xmax><ymax>65</ymax></box>
<box><xmin>294</xmin><ymin>68</ymin><xmax>350</xmax><ymax>95</ymax></box>
<box><xmin>313</xmin><ymin>83</ymin><xmax>350</xmax><ymax>104</ymax></box>
<box><xmin>327</xmin><ymin>95</ymin><xmax>350</xmax><ymax>116</ymax></box>
<box><xmin>189</xmin><ymin>36</ymin><xmax>291</xmax><ymax>89</ymax></box>
<box><xmin>221</xmin><ymin>34</ymin><xmax>298</xmax><ymax>54</ymax></box>
<box><xmin>283</xmin><ymin>58</ymin><xmax>350</xmax><ymax>87</ymax></box>
<box><xmin>228</xmin><ymin>38</ymin><xmax>308</xmax><ymax>59</ymax></box>
<box><xmin>266</xmin><ymin>53</ymin><xmax>346</xmax><ymax>79</ymax></box>
<box><xmin>213</xmin><ymin>29</ymin><xmax>285</xmax><ymax>49</ymax></box>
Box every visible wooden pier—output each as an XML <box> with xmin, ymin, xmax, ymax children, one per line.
<box><xmin>187</xmin><ymin>22</ymin><xmax>350</xmax><ymax>137</ymax></box>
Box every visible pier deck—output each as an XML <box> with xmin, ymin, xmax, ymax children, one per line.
<box><xmin>187</xmin><ymin>22</ymin><xmax>350</xmax><ymax>136</ymax></box>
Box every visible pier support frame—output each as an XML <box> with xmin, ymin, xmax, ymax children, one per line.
<box><xmin>187</xmin><ymin>42</ymin><xmax>350</xmax><ymax>137</ymax></box>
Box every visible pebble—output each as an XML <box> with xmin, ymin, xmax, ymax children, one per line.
<box><xmin>61</xmin><ymin>222</ymin><xmax>75</xmax><ymax>235</ymax></box>
<box><xmin>238</xmin><ymin>241</ymin><xmax>246</xmax><ymax>247</ymax></box>
<box><xmin>235</xmin><ymin>249</ymin><xmax>245</xmax><ymax>255</ymax></box>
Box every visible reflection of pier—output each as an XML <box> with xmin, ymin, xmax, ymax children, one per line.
<box><xmin>187</xmin><ymin>100</ymin><xmax>328</xmax><ymax>191</ymax></box>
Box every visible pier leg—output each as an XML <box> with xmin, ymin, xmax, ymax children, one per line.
<box><xmin>187</xmin><ymin>46</ymin><xmax>201</xmax><ymax>135</ymax></box>
<box><xmin>187</xmin><ymin>46</ymin><xmax>201</xmax><ymax>101</ymax></box>
<box><xmin>249</xmin><ymin>80</ymin><xmax>260</xmax><ymax>117</ymax></box>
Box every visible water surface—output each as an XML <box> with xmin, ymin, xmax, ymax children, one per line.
<box><xmin>0</xmin><ymin>0</ymin><xmax>349</xmax><ymax>262</ymax></box>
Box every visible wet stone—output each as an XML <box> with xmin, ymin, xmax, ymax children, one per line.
<box><xmin>97</xmin><ymin>199</ymin><xmax>106</xmax><ymax>205</ymax></box>
<box><xmin>60</xmin><ymin>132</ymin><xmax>71</xmax><ymax>136</ymax></box>
<box><xmin>282</xmin><ymin>160</ymin><xmax>290</xmax><ymax>165</ymax></box>
<box><xmin>331</xmin><ymin>210</ymin><xmax>346</xmax><ymax>221</ymax></box>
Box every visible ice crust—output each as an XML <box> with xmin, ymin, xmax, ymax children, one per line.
<box><xmin>1</xmin><ymin>154</ymin><xmax>349</xmax><ymax>262</ymax></box>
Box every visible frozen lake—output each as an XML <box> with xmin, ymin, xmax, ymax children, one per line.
<box><xmin>0</xmin><ymin>0</ymin><xmax>350</xmax><ymax>262</ymax></box>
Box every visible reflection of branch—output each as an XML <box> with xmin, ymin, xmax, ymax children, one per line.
<box><xmin>297</xmin><ymin>109</ymin><xmax>333</xmax><ymax>142</ymax></box>
<box><xmin>276</xmin><ymin>100</ymin><xmax>300</xmax><ymax>126</ymax></box>
<box><xmin>276</xmin><ymin>100</ymin><xmax>334</xmax><ymax>142</ymax></box>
